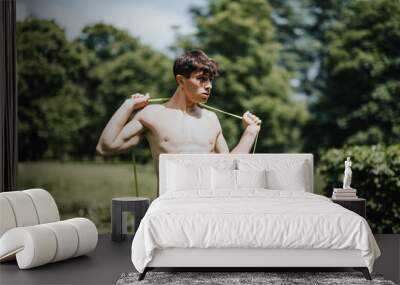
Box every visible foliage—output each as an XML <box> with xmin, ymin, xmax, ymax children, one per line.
<box><xmin>76</xmin><ymin>23</ymin><xmax>175</xmax><ymax>162</ymax></box>
<box><xmin>305</xmin><ymin>0</ymin><xmax>400</xmax><ymax>153</ymax></box>
<box><xmin>17</xmin><ymin>19</ymin><xmax>91</xmax><ymax>160</ymax></box>
<box><xmin>174</xmin><ymin>0</ymin><xmax>308</xmax><ymax>151</ymax></box>
<box><xmin>269</xmin><ymin>0</ymin><xmax>319</xmax><ymax>96</ymax></box>
<box><xmin>268</xmin><ymin>0</ymin><xmax>353</xmax><ymax>98</ymax></box>
<box><xmin>319</xmin><ymin>144</ymin><xmax>400</xmax><ymax>233</ymax></box>
<box><xmin>78</xmin><ymin>24</ymin><xmax>140</xmax><ymax>61</ymax></box>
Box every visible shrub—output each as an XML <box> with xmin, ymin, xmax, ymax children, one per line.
<box><xmin>319</xmin><ymin>144</ymin><xmax>400</xmax><ymax>234</ymax></box>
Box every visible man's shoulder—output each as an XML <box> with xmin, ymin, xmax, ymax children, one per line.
<box><xmin>134</xmin><ymin>104</ymin><xmax>164</xmax><ymax>120</ymax></box>
<box><xmin>144</xmin><ymin>103</ymin><xmax>165</xmax><ymax>112</ymax></box>
<box><xmin>138</xmin><ymin>103</ymin><xmax>164</xmax><ymax>115</ymax></box>
<box><xmin>200</xmin><ymin>107</ymin><xmax>219</xmax><ymax>121</ymax></box>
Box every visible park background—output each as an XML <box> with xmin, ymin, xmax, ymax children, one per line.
<box><xmin>16</xmin><ymin>0</ymin><xmax>399</xmax><ymax>234</ymax></box>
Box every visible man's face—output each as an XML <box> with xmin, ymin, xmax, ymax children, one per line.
<box><xmin>180</xmin><ymin>71</ymin><xmax>213</xmax><ymax>104</ymax></box>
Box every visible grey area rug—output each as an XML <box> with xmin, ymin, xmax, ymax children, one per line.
<box><xmin>116</xmin><ymin>272</ymin><xmax>396</xmax><ymax>285</ymax></box>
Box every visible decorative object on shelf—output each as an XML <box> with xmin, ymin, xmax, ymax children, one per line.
<box><xmin>343</xmin><ymin>157</ymin><xmax>352</xmax><ymax>189</ymax></box>
<box><xmin>332</xmin><ymin>157</ymin><xmax>358</xmax><ymax>200</ymax></box>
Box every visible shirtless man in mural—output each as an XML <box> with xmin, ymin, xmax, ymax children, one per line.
<box><xmin>96</xmin><ymin>50</ymin><xmax>261</xmax><ymax>175</ymax></box>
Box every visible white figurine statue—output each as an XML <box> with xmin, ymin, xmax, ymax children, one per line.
<box><xmin>343</xmin><ymin>157</ymin><xmax>352</xmax><ymax>189</ymax></box>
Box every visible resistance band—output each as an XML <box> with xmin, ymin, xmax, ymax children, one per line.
<box><xmin>131</xmin><ymin>97</ymin><xmax>259</xmax><ymax>196</ymax></box>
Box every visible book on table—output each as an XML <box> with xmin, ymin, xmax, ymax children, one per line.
<box><xmin>332</xmin><ymin>188</ymin><xmax>358</xmax><ymax>199</ymax></box>
<box><xmin>333</xmin><ymin>188</ymin><xmax>357</xmax><ymax>193</ymax></box>
<box><xmin>332</xmin><ymin>194</ymin><xmax>358</xmax><ymax>200</ymax></box>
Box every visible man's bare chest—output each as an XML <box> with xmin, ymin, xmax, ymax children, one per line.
<box><xmin>145</xmin><ymin>111</ymin><xmax>219</xmax><ymax>149</ymax></box>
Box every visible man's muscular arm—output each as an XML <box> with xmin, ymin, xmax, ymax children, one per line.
<box><xmin>96</xmin><ymin>94</ymin><xmax>149</xmax><ymax>155</ymax></box>
<box><xmin>215</xmin><ymin>130</ymin><xmax>230</xmax><ymax>153</ymax></box>
<box><xmin>214</xmin><ymin>111</ymin><xmax>261</xmax><ymax>154</ymax></box>
<box><xmin>231</xmin><ymin>111</ymin><xmax>261</xmax><ymax>153</ymax></box>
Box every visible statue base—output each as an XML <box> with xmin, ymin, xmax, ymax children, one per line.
<box><xmin>333</xmin><ymin>187</ymin><xmax>357</xmax><ymax>192</ymax></box>
<box><xmin>332</xmin><ymin>187</ymin><xmax>358</xmax><ymax>199</ymax></box>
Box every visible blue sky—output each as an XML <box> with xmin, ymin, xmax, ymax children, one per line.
<box><xmin>16</xmin><ymin>0</ymin><xmax>206</xmax><ymax>55</ymax></box>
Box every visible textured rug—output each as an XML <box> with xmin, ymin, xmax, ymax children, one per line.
<box><xmin>116</xmin><ymin>271</ymin><xmax>396</xmax><ymax>285</ymax></box>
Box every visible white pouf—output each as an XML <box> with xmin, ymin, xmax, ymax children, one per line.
<box><xmin>0</xmin><ymin>189</ymin><xmax>98</xmax><ymax>269</ymax></box>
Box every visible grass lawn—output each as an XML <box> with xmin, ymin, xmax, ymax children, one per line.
<box><xmin>17</xmin><ymin>161</ymin><xmax>157</xmax><ymax>234</ymax></box>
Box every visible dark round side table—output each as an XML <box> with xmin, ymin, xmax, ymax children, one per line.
<box><xmin>111</xmin><ymin>197</ymin><xmax>150</xmax><ymax>242</ymax></box>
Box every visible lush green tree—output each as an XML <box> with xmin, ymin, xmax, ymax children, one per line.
<box><xmin>269</xmin><ymin>0</ymin><xmax>319</xmax><ymax>97</ymax></box>
<box><xmin>174</xmin><ymin>0</ymin><xmax>308</xmax><ymax>151</ymax></box>
<box><xmin>77</xmin><ymin>24</ymin><xmax>175</xmax><ymax>161</ymax></box>
<box><xmin>305</xmin><ymin>0</ymin><xmax>400</xmax><ymax>153</ymax></box>
<box><xmin>17</xmin><ymin>19</ymin><xmax>90</xmax><ymax>160</ymax></box>
<box><xmin>268</xmin><ymin>0</ymin><xmax>353</xmax><ymax>98</ymax></box>
<box><xmin>79</xmin><ymin>23</ymin><xmax>140</xmax><ymax>61</ymax></box>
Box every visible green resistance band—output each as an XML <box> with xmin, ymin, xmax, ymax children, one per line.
<box><xmin>131</xmin><ymin>97</ymin><xmax>259</xmax><ymax>196</ymax></box>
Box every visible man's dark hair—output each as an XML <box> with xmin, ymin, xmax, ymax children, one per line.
<box><xmin>173</xmin><ymin>50</ymin><xmax>218</xmax><ymax>81</ymax></box>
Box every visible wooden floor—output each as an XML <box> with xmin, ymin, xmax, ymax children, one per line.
<box><xmin>0</xmin><ymin>234</ymin><xmax>398</xmax><ymax>285</ymax></box>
